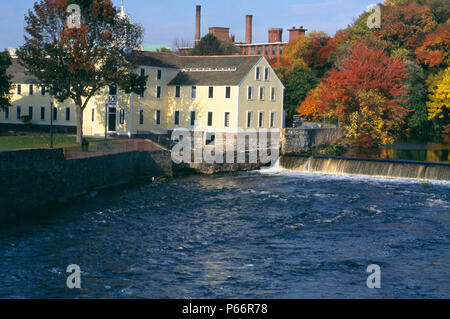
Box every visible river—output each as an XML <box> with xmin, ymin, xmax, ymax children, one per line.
<box><xmin>0</xmin><ymin>170</ymin><xmax>449</xmax><ymax>298</ymax></box>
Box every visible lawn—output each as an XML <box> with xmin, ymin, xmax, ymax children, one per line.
<box><xmin>0</xmin><ymin>135</ymin><xmax>108</xmax><ymax>150</ymax></box>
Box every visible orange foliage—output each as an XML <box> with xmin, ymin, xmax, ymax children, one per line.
<box><xmin>415</xmin><ymin>22</ymin><xmax>450</xmax><ymax>67</ymax></box>
<box><xmin>297</xmin><ymin>86</ymin><xmax>321</xmax><ymax>119</ymax></box>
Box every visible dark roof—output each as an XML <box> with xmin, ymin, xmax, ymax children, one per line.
<box><xmin>7</xmin><ymin>59</ymin><xmax>38</xmax><ymax>84</ymax></box>
<box><xmin>138</xmin><ymin>51</ymin><xmax>263</xmax><ymax>86</ymax></box>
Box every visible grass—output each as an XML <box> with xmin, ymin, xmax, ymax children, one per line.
<box><xmin>0</xmin><ymin>135</ymin><xmax>109</xmax><ymax>150</ymax></box>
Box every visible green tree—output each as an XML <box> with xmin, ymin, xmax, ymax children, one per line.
<box><xmin>17</xmin><ymin>0</ymin><xmax>147</xmax><ymax>143</ymax></box>
<box><xmin>401</xmin><ymin>61</ymin><xmax>432</xmax><ymax>137</ymax></box>
<box><xmin>191</xmin><ymin>34</ymin><xmax>240</xmax><ymax>56</ymax></box>
<box><xmin>0</xmin><ymin>50</ymin><xmax>13</xmax><ymax>110</ymax></box>
<box><xmin>283</xmin><ymin>66</ymin><xmax>320</xmax><ymax>126</ymax></box>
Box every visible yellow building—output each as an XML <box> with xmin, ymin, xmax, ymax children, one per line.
<box><xmin>2</xmin><ymin>52</ymin><xmax>285</xmax><ymax>143</ymax></box>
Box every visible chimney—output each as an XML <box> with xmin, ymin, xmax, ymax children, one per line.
<box><xmin>268</xmin><ymin>28</ymin><xmax>283</xmax><ymax>43</ymax></box>
<box><xmin>195</xmin><ymin>5</ymin><xmax>201</xmax><ymax>44</ymax></box>
<box><xmin>288</xmin><ymin>25</ymin><xmax>307</xmax><ymax>43</ymax></box>
<box><xmin>246</xmin><ymin>15</ymin><xmax>253</xmax><ymax>44</ymax></box>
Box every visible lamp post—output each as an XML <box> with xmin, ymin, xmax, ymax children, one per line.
<box><xmin>50</xmin><ymin>101</ymin><xmax>54</xmax><ymax>149</ymax></box>
<box><xmin>105</xmin><ymin>102</ymin><xmax>108</xmax><ymax>144</ymax></box>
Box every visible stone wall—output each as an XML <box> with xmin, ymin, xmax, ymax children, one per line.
<box><xmin>0</xmin><ymin>149</ymin><xmax>172</xmax><ymax>220</ymax></box>
<box><xmin>281</xmin><ymin>128</ymin><xmax>343</xmax><ymax>155</ymax></box>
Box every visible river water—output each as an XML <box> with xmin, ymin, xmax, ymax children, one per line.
<box><xmin>0</xmin><ymin>170</ymin><xmax>449</xmax><ymax>298</ymax></box>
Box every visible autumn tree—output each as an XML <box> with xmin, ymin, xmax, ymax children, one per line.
<box><xmin>17</xmin><ymin>0</ymin><xmax>147</xmax><ymax>143</ymax></box>
<box><xmin>427</xmin><ymin>67</ymin><xmax>450</xmax><ymax>124</ymax></box>
<box><xmin>296</xmin><ymin>85</ymin><xmax>321</xmax><ymax>120</ymax></box>
<box><xmin>0</xmin><ymin>50</ymin><xmax>13</xmax><ymax>110</ymax></box>
<box><xmin>415</xmin><ymin>22</ymin><xmax>450</xmax><ymax>69</ymax></box>
<box><xmin>317</xmin><ymin>42</ymin><xmax>410</xmax><ymax>147</ymax></box>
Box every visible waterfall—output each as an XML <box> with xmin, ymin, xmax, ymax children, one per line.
<box><xmin>277</xmin><ymin>155</ymin><xmax>450</xmax><ymax>181</ymax></box>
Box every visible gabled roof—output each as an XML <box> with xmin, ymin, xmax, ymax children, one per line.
<box><xmin>7</xmin><ymin>59</ymin><xmax>38</xmax><ymax>84</ymax></box>
<box><xmin>138</xmin><ymin>51</ymin><xmax>263</xmax><ymax>86</ymax></box>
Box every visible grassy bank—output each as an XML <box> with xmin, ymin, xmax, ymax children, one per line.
<box><xmin>0</xmin><ymin>135</ymin><xmax>107</xmax><ymax>150</ymax></box>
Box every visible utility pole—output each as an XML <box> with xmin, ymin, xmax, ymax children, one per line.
<box><xmin>49</xmin><ymin>101</ymin><xmax>54</xmax><ymax>149</ymax></box>
<box><xmin>105</xmin><ymin>102</ymin><xmax>108</xmax><ymax>144</ymax></box>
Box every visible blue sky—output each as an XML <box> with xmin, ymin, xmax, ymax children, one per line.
<box><xmin>0</xmin><ymin>0</ymin><xmax>379</xmax><ymax>49</ymax></box>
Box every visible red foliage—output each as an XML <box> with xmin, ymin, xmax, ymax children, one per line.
<box><xmin>317</xmin><ymin>42</ymin><xmax>411</xmax><ymax>122</ymax></box>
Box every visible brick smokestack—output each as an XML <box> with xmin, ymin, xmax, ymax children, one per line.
<box><xmin>195</xmin><ymin>5</ymin><xmax>201</xmax><ymax>44</ymax></box>
<box><xmin>246</xmin><ymin>15</ymin><xmax>253</xmax><ymax>44</ymax></box>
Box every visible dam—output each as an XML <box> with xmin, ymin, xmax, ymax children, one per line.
<box><xmin>277</xmin><ymin>155</ymin><xmax>450</xmax><ymax>181</ymax></box>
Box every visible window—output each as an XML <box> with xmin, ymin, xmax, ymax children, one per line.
<box><xmin>156</xmin><ymin>109</ymin><xmax>161</xmax><ymax>125</ymax></box>
<box><xmin>264</xmin><ymin>67</ymin><xmax>270</xmax><ymax>81</ymax></box>
<box><xmin>175</xmin><ymin>86</ymin><xmax>181</xmax><ymax>98</ymax></box>
<box><xmin>156</xmin><ymin>86</ymin><xmax>161</xmax><ymax>99</ymax></box>
<box><xmin>259</xmin><ymin>111</ymin><xmax>264</xmax><ymax>128</ymax></box>
<box><xmin>174</xmin><ymin>110</ymin><xmax>180</xmax><ymax>125</ymax></box>
<box><xmin>41</xmin><ymin>86</ymin><xmax>46</xmax><ymax>96</ymax></box>
<box><xmin>119</xmin><ymin>109</ymin><xmax>125</xmax><ymax>124</ymax></box>
<box><xmin>265</xmin><ymin>47</ymin><xmax>269</xmax><ymax>55</ymax></box>
<box><xmin>190</xmin><ymin>110</ymin><xmax>196</xmax><ymax>126</ymax></box>
<box><xmin>270</xmin><ymin>112</ymin><xmax>276</xmax><ymax>128</ymax></box>
<box><xmin>157</xmin><ymin>69</ymin><xmax>162</xmax><ymax>80</ymax></box>
<box><xmin>255</xmin><ymin>67</ymin><xmax>261</xmax><ymax>80</ymax></box>
<box><xmin>251</xmin><ymin>47</ymin><xmax>255</xmax><ymax>55</ymax></box>
<box><xmin>53</xmin><ymin>106</ymin><xmax>57</xmax><ymax>121</ymax></box>
<box><xmin>17</xmin><ymin>84</ymin><xmax>21</xmax><ymax>95</ymax></box>
<box><xmin>91</xmin><ymin>108</ymin><xmax>95</xmax><ymax>122</ymax></box>
<box><xmin>28</xmin><ymin>106</ymin><xmax>33</xmax><ymax>120</ymax></box>
<box><xmin>259</xmin><ymin>87</ymin><xmax>265</xmax><ymax>101</ymax></box>
<box><xmin>280</xmin><ymin>46</ymin><xmax>283</xmax><ymax>55</ymax></box>
<box><xmin>247</xmin><ymin>111</ymin><xmax>252</xmax><ymax>128</ymax></box>
<box><xmin>140</xmin><ymin>68</ymin><xmax>145</xmax><ymax>77</ymax></box>
<box><xmin>16</xmin><ymin>106</ymin><xmax>21</xmax><ymax>120</ymax></box>
<box><xmin>224</xmin><ymin>112</ymin><xmax>230</xmax><ymax>127</ymax></box>
<box><xmin>271</xmin><ymin>87</ymin><xmax>277</xmax><ymax>101</ymax></box>
<box><xmin>225</xmin><ymin>86</ymin><xmax>231</xmax><ymax>99</ymax></box>
<box><xmin>109</xmin><ymin>85</ymin><xmax>117</xmax><ymax>95</ymax></box>
<box><xmin>208</xmin><ymin>86</ymin><xmax>214</xmax><ymax>98</ymax></box>
<box><xmin>191</xmin><ymin>86</ymin><xmax>197</xmax><ymax>99</ymax></box>
<box><xmin>139</xmin><ymin>109</ymin><xmax>144</xmax><ymax>125</ymax></box>
<box><xmin>205</xmin><ymin>133</ymin><xmax>215</xmax><ymax>146</ymax></box>
<box><xmin>5</xmin><ymin>106</ymin><xmax>9</xmax><ymax>120</ymax></box>
<box><xmin>272</xmin><ymin>46</ymin><xmax>276</xmax><ymax>56</ymax></box>
<box><xmin>207</xmin><ymin>111</ymin><xmax>213</xmax><ymax>126</ymax></box>
<box><xmin>66</xmin><ymin>106</ymin><xmax>70</xmax><ymax>121</ymax></box>
<box><xmin>29</xmin><ymin>84</ymin><xmax>33</xmax><ymax>96</ymax></box>
<box><xmin>247</xmin><ymin>86</ymin><xmax>253</xmax><ymax>100</ymax></box>
<box><xmin>40</xmin><ymin>106</ymin><xmax>45</xmax><ymax>121</ymax></box>
<box><xmin>257</xmin><ymin>47</ymin><xmax>262</xmax><ymax>55</ymax></box>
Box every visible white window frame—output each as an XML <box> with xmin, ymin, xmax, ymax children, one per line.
<box><xmin>270</xmin><ymin>112</ymin><xmax>276</xmax><ymax>128</ymax></box>
<box><xmin>255</xmin><ymin>66</ymin><xmax>261</xmax><ymax>81</ymax></box>
<box><xmin>138</xmin><ymin>109</ymin><xmax>144</xmax><ymax>125</ymax></box>
<box><xmin>259</xmin><ymin>86</ymin><xmax>265</xmax><ymax>101</ymax></box>
<box><xmin>175</xmin><ymin>86</ymin><xmax>181</xmax><ymax>98</ymax></box>
<box><xmin>119</xmin><ymin>108</ymin><xmax>125</xmax><ymax>125</ymax></box>
<box><xmin>91</xmin><ymin>108</ymin><xmax>95</xmax><ymax>122</ymax></box>
<box><xmin>258</xmin><ymin>111</ymin><xmax>264</xmax><ymax>128</ymax></box>
<box><xmin>157</xmin><ymin>69</ymin><xmax>162</xmax><ymax>81</ymax></box>
<box><xmin>207</xmin><ymin>111</ymin><xmax>213</xmax><ymax>127</ymax></box>
<box><xmin>247</xmin><ymin>86</ymin><xmax>253</xmax><ymax>100</ymax></box>
<box><xmin>264</xmin><ymin>67</ymin><xmax>270</xmax><ymax>81</ymax></box>
<box><xmin>225</xmin><ymin>86</ymin><xmax>231</xmax><ymax>99</ymax></box>
<box><xmin>246</xmin><ymin>111</ymin><xmax>253</xmax><ymax>128</ymax></box>
<box><xmin>190</xmin><ymin>110</ymin><xmax>196</xmax><ymax>126</ymax></box>
<box><xmin>29</xmin><ymin>84</ymin><xmax>33</xmax><ymax>96</ymax></box>
<box><xmin>271</xmin><ymin>87</ymin><xmax>277</xmax><ymax>101</ymax></box>
<box><xmin>65</xmin><ymin>106</ymin><xmax>71</xmax><ymax>121</ymax></box>
<box><xmin>16</xmin><ymin>106</ymin><xmax>21</xmax><ymax>120</ymax></box>
<box><xmin>155</xmin><ymin>109</ymin><xmax>161</xmax><ymax>125</ymax></box>
<box><xmin>208</xmin><ymin>86</ymin><xmax>214</xmax><ymax>99</ymax></box>
<box><xmin>156</xmin><ymin>85</ymin><xmax>161</xmax><ymax>99</ymax></box>
<box><xmin>28</xmin><ymin>106</ymin><xmax>33</xmax><ymax>120</ymax></box>
<box><xmin>224</xmin><ymin>111</ymin><xmax>231</xmax><ymax>128</ymax></box>
<box><xmin>174</xmin><ymin>110</ymin><xmax>180</xmax><ymax>126</ymax></box>
<box><xmin>191</xmin><ymin>86</ymin><xmax>197</xmax><ymax>99</ymax></box>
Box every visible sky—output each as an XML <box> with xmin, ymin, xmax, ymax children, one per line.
<box><xmin>0</xmin><ymin>0</ymin><xmax>379</xmax><ymax>50</ymax></box>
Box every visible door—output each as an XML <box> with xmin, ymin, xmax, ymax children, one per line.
<box><xmin>108</xmin><ymin>107</ymin><xmax>116</xmax><ymax>132</ymax></box>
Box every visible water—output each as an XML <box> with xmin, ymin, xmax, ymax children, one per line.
<box><xmin>0</xmin><ymin>171</ymin><xmax>449</xmax><ymax>298</ymax></box>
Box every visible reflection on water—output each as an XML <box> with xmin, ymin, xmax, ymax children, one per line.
<box><xmin>0</xmin><ymin>172</ymin><xmax>448</xmax><ymax>298</ymax></box>
<box><xmin>349</xmin><ymin>142</ymin><xmax>450</xmax><ymax>163</ymax></box>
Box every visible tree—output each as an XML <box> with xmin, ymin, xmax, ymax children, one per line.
<box><xmin>191</xmin><ymin>34</ymin><xmax>239</xmax><ymax>56</ymax></box>
<box><xmin>0</xmin><ymin>50</ymin><xmax>13</xmax><ymax>110</ymax></box>
<box><xmin>401</xmin><ymin>61</ymin><xmax>431</xmax><ymax>136</ymax></box>
<box><xmin>427</xmin><ymin>67</ymin><xmax>450</xmax><ymax>122</ymax></box>
<box><xmin>415</xmin><ymin>22</ymin><xmax>449</xmax><ymax>68</ymax></box>
<box><xmin>283</xmin><ymin>66</ymin><xmax>319</xmax><ymax>126</ymax></box>
<box><xmin>17</xmin><ymin>0</ymin><xmax>147</xmax><ymax>143</ymax></box>
<box><xmin>296</xmin><ymin>85</ymin><xmax>321</xmax><ymax>120</ymax></box>
<box><xmin>317</xmin><ymin>42</ymin><xmax>410</xmax><ymax>147</ymax></box>
<box><xmin>280</xmin><ymin>35</ymin><xmax>309</xmax><ymax>69</ymax></box>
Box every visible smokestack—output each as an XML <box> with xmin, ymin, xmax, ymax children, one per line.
<box><xmin>246</xmin><ymin>15</ymin><xmax>253</xmax><ymax>44</ymax></box>
<box><xmin>195</xmin><ymin>5</ymin><xmax>201</xmax><ymax>44</ymax></box>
